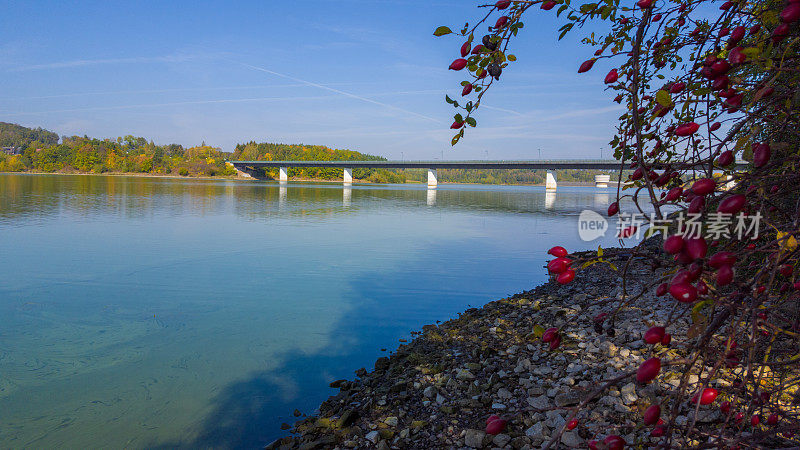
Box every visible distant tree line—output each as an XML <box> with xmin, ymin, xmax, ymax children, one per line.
<box><xmin>0</xmin><ymin>122</ymin><xmax>624</xmax><ymax>184</ymax></box>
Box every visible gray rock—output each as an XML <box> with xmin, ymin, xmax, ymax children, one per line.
<box><xmin>423</xmin><ymin>386</ymin><xmax>437</xmax><ymax>399</ymax></box>
<box><xmin>527</xmin><ymin>395</ymin><xmax>550</xmax><ymax>410</ymax></box>
<box><xmin>492</xmin><ymin>403</ymin><xmax>507</xmax><ymax>410</ymax></box>
<box><xmin>464</xmin><ymin>429</ymin><xmax>486</xmax><ymax>448</ymax></box>
<box><xmin>497</xmin><ymin>387</ymin><xmax>512</xmax><ymax>399</ymax></box>
<box><xmin>436</xmin><ymin>393</ymin><xmax>446</xmax><ymax>405</ymax></box>
<box><xmin>383</xmin><ymin>416</ymin><xmax>398</xmax><ymax>427</ymax></box>
<box><xmin>365</xmin><ymin>430</ymin><xmax>380</xmax><ymax>444</ymax></box>
<box><xmin>555</xmin><ymin>392</ymin><xmax>580</xmax><ymax>407</ymax></box>
<box><xmin>456</xmin><ymin>369</ymin><xmax>476</xmax><ymax>380</ymax></box>
<box><xmin>620</xmin><ymin>382</ymin><xmax>638</xmax><ymax>405</ymax></box>
<box><xmin>493</xmin><ymin>433</ymin><xmax>512</xmax><ymax>447</ymax></box>
<box><xmin>561</xmin><ymin>430</ymin><xmax>584</xmax><ymax>447</ymax></box>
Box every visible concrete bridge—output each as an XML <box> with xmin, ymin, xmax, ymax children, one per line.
<box><xmin>227</xmin><ymin>160</ymin><xmax>622</xmax><ymax>190</ymax></box>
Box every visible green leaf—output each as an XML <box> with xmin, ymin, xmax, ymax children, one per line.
<box><xmin>532</xmin><ymin>324</ymin><xmax>545</xmax><ymax>338</ymax></box>
<box><xmin>656</xmin><ymin>90</ymin><xmax>672</xmax><ymax>106</ymax></box>
<box><xmin>451</xmin><ymin>134</ymin><xmax>461</xmax><ymax>146</ymax></box>
<box><xmin>445</xmin><ymin>95</ymin><xmax>454</xmax><ymax>105</ymax></box>
<box><xmin>454</xmin><ymin>113</ymin><xmax>463</xmax><ymax>122</ymax></box>
<box><xmin>597</xmin><ymin>245</ymin><xmax>603</xmax><ymax>257</ymax></box>
<box><xmin>465</xmin><ymin>117</ymin><xmax>477</xmax><ymax>127</ymax></box>
<box><xmin>433</xmin><ymin>26</ymin><xmax>452</xmax><ymax>37</ymax></box>
<box><xmin>507</xmin><ymin>54</ymin><xmax>517</xmax><ymax>61</ymax></box>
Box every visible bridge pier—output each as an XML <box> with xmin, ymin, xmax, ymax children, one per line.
<box><xmin>427</xmin><ymin>169</ymin><xmax>438</xmax><ymax>188</ymax></box>
<box><xmin>595</xmin><ymin>174</ymin><xmax>611</xmax><ymax>188</ymax></box>
<box><xmin>279</xmin><ymin>167</ymin><xmax>288</xmax><ymax>182</ymax></box>
<box><xmin>545</xmin><ymin>171</ymin><xmax>557</xmax><ymax>191</ymax></box>
<box><xmin>343</xmin><ymin>168</ymin><xmax>353</xmax><ymax>184</ymax></box>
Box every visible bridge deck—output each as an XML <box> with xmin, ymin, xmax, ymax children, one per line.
<box><xmin>229</xmin><ymin>160</ymin><xmax>624</xmax><ymax>170</ymax></box>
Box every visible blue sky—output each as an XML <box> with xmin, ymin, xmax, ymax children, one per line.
<box><xmin>0</xmin><ymin>0</ymin><xmax>624</xmax><ymax>159</ymax></box>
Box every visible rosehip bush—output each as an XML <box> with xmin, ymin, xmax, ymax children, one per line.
<box><xmin>437</xmin><ymin>0</ymin><xmax>800</xmax><ymax>447</ymax></box>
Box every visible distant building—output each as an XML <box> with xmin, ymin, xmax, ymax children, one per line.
<box><xmin>2</xmin><ymin>147</ymin><xmax>23</xmax><ymax>155</ymax></box>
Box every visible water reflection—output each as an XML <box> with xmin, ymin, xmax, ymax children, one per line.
<box><xmin>343</xmin><ymin>186</ymin><xmax>352</xmax><ymax>207</ymax></box>
<box><xmin>0</xmin><ymin>174</ymin><xmax>634</xmax><ymax>448</ymax></box>
<box><xmin>545</xmin><ymin>190</ymin><xmax>556</xmax><ymax>210</ymax></box>
<box><xmin>426</xmin><ymin>188</ymin><xmax>436</xmax><ymax>206</ymax></box>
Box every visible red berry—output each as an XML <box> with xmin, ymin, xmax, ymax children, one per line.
<box><xmin>578</xmin><ymin>59</ymin><xmax>595</xmax><ymax>73</ymax></box>
<box><xmin>661</xmin><ymin>334</ymin><xmax>671</xmax><ymax>347</ymax></box>
<box><xmin>604</xmin><ymin>435</ymin><xmax>626</xmax><ymax>450</ymax></box>
<box><xmin>700</xmin><ymin>388</ymin><xmax>718</xmax><ymax>405</ymax></box>
<box><xmin>709</xmin><ymin>122</ymin><xmax>721</xmax><ymax>131</ymax></box>
<box><xmin>717</xmin><ymin>265</ymin><xmax>734</xmax><ymax>286</ymax></box>
<box><xmin>608</xmin><ymin>201</ymin><xmax>619</xmax><ymax>216</ymax></box>
<box><xmin>709</xmin><ymin>252</ymin><xmax>737</xmax><ymax>268</ymax></box>
<box><xmin>495</xmin><ymin>0</ymin><xmax>511</xmax><ymax>9</ymax></box>
<box><xmin>637</xmin><ymin>358</ymin><xmax>661</xmax><ymax>383</ymax></box>
<box><xmin>675</xmin><ymin>122</ymin><xmax>700</xmax><ymax>136</ymax></box>
<box><xmin>780</xmin><ymin>264</ymin><xmax>793</xmax><ymax>277</ymax></box>
<box><xmin>542</xmin><ymin>327</ymin><xmax>558</xmax><ymax>343</ymax></box>
<box><xmin>751</xmin><ymin>415</ymin><xmax>760</xmax><ymax>426</ymax></box>
<box><xmin>567</xmin><ymin>419</ymin><xmax>578</xmax><ymax>430</ymax></box>
<box><xmin>644</xmin><ymin>326</ymin><xmax>666</xmax><ymax>345</ymax></box>
<box><xmin>451</xmin><ymin>121</ymin><xmax>464</xmax><ymax>129</ymax></box>
<box><xmin>656</xmin><ymin>283</ymin><xmax>668</xmax><ymax>297</ymax></box>
<box><xmin>548</xmin><ymin>246</ymin><xmax>568</xmax><ymax>257</ymax></box>
<box><xmin>650</xmin><ymin>426</ymin><xmax>665</xmax><ymax>437</ymax></box>
<box><xmin>643</xmin><ymin>404</ymin><xmax>661</xmax><ymax>425</ymax></box>
<box><xmin>692</xmin><ymin>178</ymin><xmax>716</xmax><ymax>196</ymax></box>
<box><xmin>773</xmin><ymin>23</ymin><xmax>790</xmax><ymax>42</ymax></box>
<box><xmin>460</xmin><ymin>42</ymin><xmax>471</xmax><ymax>57</ymax></box>
<box><xmin>717</xmin><ymin>150</ymin><xmax>734</xmax><ymax>166</ymax></box>
<box><xmin>767</xmin><ymin>413</ymin><xmax>779</xmax><ymax>425</ymax></box>
<box><xmin>753</xmin><ymin>143</ymin><xmax>771</xmax><ymax>167</ymax></box>
<box><xmin>494</xmin><ymin>16</ymin><xmax>509</xmax><ymax>29</ymax></box>
<box><xmin>781</xmin><ymin>3</ymin><xmax>800</xmax><ymax>23</ymax></box>
<box><xmin>547</xmin><ymin>258</ymin><xmax>570</xmax><ymax>274</ymax></box>
<box><xmin>729</xmin><ymin>46</ymin><xmax>746</xmax><ymax>65</ymax></box>
<box><xmin>729</xmin><ymin>26</ymin><xmax>746</xmax><ymax>46</ymax></box>
<box><xmin>665</xmin><ymin>186</ymin><xmax>683</xmax><ymax>202</ymax></box>
<box><xmin>449</xmin><ymin>59</ymin><xmax>468</xmax><ymax>71</ymax></box>
<box><xmin>557</xmin><ymin>269</ymin><xmax>575</xmax><ymax>284</ymax></box>
<box><xmin>549</xmin><ymin>333</ymin><xmax>562</xmax><ymax>350</ymax></box>
<box><xmin>663</xmin><ymin>235</ymin><xmax>685</xmax><ymax>255</ymax></box>
<box><xmin>670</xmin><ymin>82</ymin><xmax>686</xmax><ymax>93</ymax></box>
<box><xmin>717</xmin><ymin>194</ymin><xmax>746</xmax><ymax>214</ymax></box>
<box><xmin>685</xmin><ymin>238</ymin><xmax>708</xmax><ymax>260</ymax></box>
<box><xmin>471</xmin><ymin>45</ymin><xmax>485</xmax><ymax>55</ymax></box>
<box><xmin>541</xmin><ymin>0</ymin><xmax>557</xmax><ymax>9</ymax></box>
<box><xmin>462</xmin><ymin>83</ymin><xmax>473</xmax><ymax>96</ymax></box>
<box><xmin>604</xmin><ymin>69</ymin><xmax>619</xmax><ymax>84</ymax></box>
<box><xmin>486</xmin><ymin>418</ymin><xmax>507</xmax><ymax>435</ymax></box>
<box><xmin>720</xmin><ymin>401</ymin><xmax>731</xmax><ymax>414</ymax></box>
<box><xmin>670</xmin><ymin>283</ymin><xmax>698</xmax><ymax>303</ymax></box>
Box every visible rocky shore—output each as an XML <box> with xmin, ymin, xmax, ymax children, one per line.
<box><xmin>270</xmin><ymin>239</ymin><xmax>706</xmax><ymax>449</ymax></box>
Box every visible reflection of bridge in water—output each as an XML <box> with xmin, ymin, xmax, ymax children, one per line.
<box><xmin>228</xmin><ymin>160</ymin><xmax>621</xmax><ymax>190</ymax></box>
<box><xmin>275</xmin><ymin>183</ymin><xmax>613</xmax><ymax>214</ymax></box>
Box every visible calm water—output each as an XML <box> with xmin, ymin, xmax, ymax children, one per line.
<box><xmin>0</xmin><ymin>174</ymin><xmax>623</xmax><ymax>449</ymax></box>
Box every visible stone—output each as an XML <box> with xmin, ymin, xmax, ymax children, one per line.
<box><xmin>493</xmin><ymin>433</ymin><xmax>512</xmax><ymax>447</ymax></box>
<box><xmin>383</xmin><ymin>416</ymin><xmax>398</xmax><ymax>427</ymax></box>
<box><xmin>374</xmin><ymin>357</ymin><xmax>390</xmax><ymax>371</ymax></box>
<box><xmin>555</xmin><ymin>392</ymin><xmax>580</xmax><ymax>407</ymax></box>
<box><xmin>436</xmin><ymin>393</ymin><xmax>446</xmax><ymax>405</ymax></box>
<box><xmin>561</xmin><ymin>430</ymin><xmax>584</xmax><ymax>447</ymax></box>
<box><xmin>365</xmin><ymin>430</ymin><xmax>380</xmax><ymax>444</ymax></box>
<box><xmin>491</xmin><ymin>403</ymin><xmax>507</xmax><ymax>410</ymax></box>
<box><xmin>456</xmin><ymin>369</ymin><xmax>476</xmax><ymax>380</ymax></box>
<box><xmin>464</xmin><ymin>429</ymin><xmax>486</xmax><ymax>448</ymax></box>
<box><xmin>527</xmin><ymin>394</ymin><xmax>550</xmax><ymax>410</ymax></box>
<box><xmin>337</xmin><ymin>409</ymin><xmax>359</xmax><ymax>428</ymax></box>
<box><xmin>620</xmin><ymin>382</ymin><xmax>637</xmax><ymax>405</ymax></box>
<box><xmin>423</xmin><ymin>386</ymin><xmax>437</xmax><ymax>399</ymax></box>
<box><xmin>497</xmin><ymin>387</ymin><xmax>512</xmax><ymax>399</ymax></box>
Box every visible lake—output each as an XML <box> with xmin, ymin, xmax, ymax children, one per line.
<box><xmin>0</xmin><ymin>174</ymin><xmax>625</xmax><ymax>448</ymax></box>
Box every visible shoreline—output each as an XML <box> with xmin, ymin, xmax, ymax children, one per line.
<box><xmin>0</xmin><ymin>171</ymin><xmax>607</xmax><ymax>188</ymax></box>
<box><xmin>270</xmin><ymin>238</ymin><xmax>704</xmax><ymax>449</ymax></box>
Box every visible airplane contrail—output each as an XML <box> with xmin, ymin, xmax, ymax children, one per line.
<box><xmin>236</xmin><ymin>61</ymin><xmax>444</xmax><ymax>124</ymax></box>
